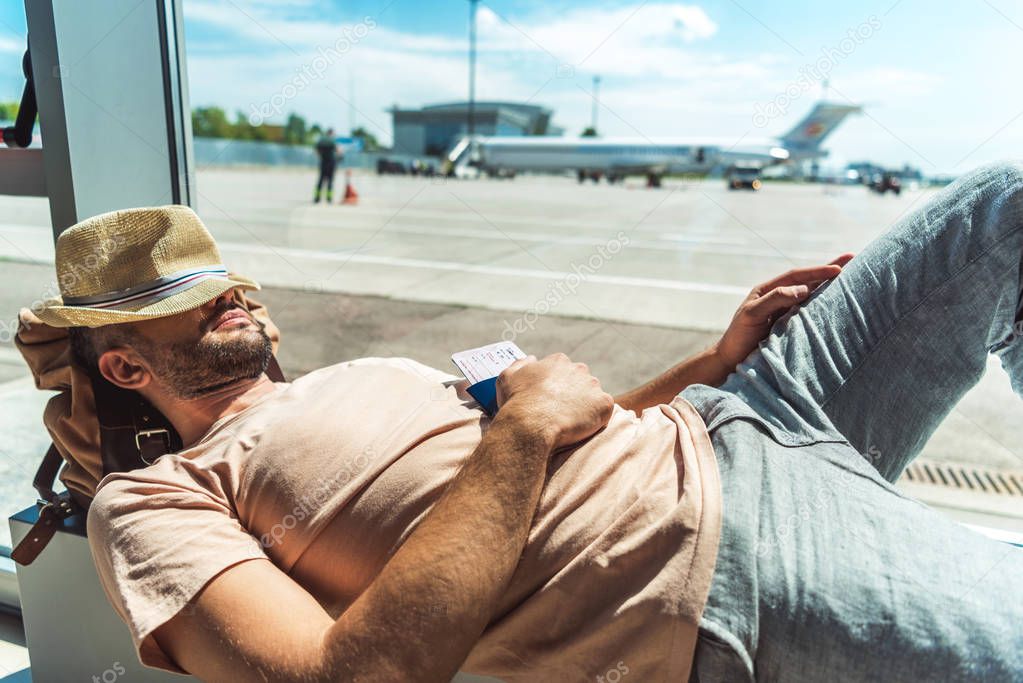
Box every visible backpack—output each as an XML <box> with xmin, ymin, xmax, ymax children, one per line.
<box><xmin>10</xmin><ymin>290</ymin><xmax>285</xmax><ymax>565</ymax></box>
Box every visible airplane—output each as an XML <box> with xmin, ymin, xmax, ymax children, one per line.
<box><xmin>447</xmin><ymin>101</ymin><xmax>861</xmax><ymax>187</ymax></box>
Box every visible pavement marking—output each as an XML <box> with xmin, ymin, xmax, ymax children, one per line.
<box><xmin>0</xmin><ymin>346</ymin><xmax>27</xmax><ymax>366</ymax></box>
<box><xmin>202</xmin><ymin>216</ymin><xmax>831</xmax><ymax>261</ymax></box>
<box><xmin>0</xmin><ymin>224</ymin><xmax>49</xmax><ymax>235</ymax></box>
<box><xmin>0</xmin><ymin>229</ymin><xmax>753</xmax><ymax>296</ymax></box>
<box><xmin>295</xmin><ymin>204</ymin><xmax>753</xmax><ymax>244</ymax></box>
<box><xmin>221</xmin><ymin>242</ymin><xmax>752</xmax><ymax>296</ymax></box>
<box><xmin>0</xmin><ymin>376</ymin><xmax>35</xmax><ymax>396</ymax></box>
<box><xmin>0</xmin><ymin>219</ymin><xmax>848</xmax><ymax>264</ymax></box>
<box><xmin>965</xmin><ymin>524</ymin><xmax>1023</xmax><ymax>545</ymax></box>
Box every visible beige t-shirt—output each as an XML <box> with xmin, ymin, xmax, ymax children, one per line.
<box><xmin>87</xmin><ymin>357</ymin><xmax>721</xmax><ymax>681</ymax></box>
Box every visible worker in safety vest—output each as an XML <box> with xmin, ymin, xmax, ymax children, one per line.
<box><xmin>313</xmin><ymin>128</ymin><xmax>343</xmax><ymax>203</ymax></box>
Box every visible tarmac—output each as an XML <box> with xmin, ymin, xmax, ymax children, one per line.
<box><xmin>1</xmin><ymin>168</ymin><xmax>1022</xmax><ymax>546</ymax></box>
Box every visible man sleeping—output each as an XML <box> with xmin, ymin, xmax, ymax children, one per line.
<box><xmin>37</xmin><ymin>162</ymin><xmax>1022</xmax><ymax>682</ymax></box>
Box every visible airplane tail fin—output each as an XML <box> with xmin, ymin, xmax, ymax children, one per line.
<box><xmin>781</xmin><ymin>101</ymin><xmax>861</xmax><ymax>152</ymax></box>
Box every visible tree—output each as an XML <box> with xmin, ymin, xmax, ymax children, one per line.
<box><xmin>283</xmin><ymin>113</ymin><xmax>307</xmax><ymax>145</ymax></box>
<box><xmin>233</xmin><ymin>111</ymin><xmax>269</xmax><ymax>141</ymax></box>
<box><xmin>0</xmin><ymin>101</ymin><xmax>20</xmax><ymax>122</ymax></box>
<box><xmin>189</xmin><ymin>107</ymin><xmax>327</xmax><ymax>144</ymax></box>
<box><xmin>581</xmin><ymin>126</ymin><xmax>598</xmax><ymax>137</ymax></box>
<box><xmin>351</xmin><ymin>126</ymin><xmax>380</xmax><ymax>151</ymax></box>
<box><xmin>191</xmin><ymin>107</ymin><xmax>233</xmax><ymax>138</ymax></box>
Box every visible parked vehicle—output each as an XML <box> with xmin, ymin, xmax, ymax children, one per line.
<box><xmin>869</xmin><ymin>172</ymin><xmax>902</xmax><ymax>195</ymax></box>
<box><xmin>726</xmin><ymin>165</ymin><xmax>762</xmax><ymax>191</ymax></box>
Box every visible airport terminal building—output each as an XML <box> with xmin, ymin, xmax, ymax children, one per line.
<box><xmin>389</xmin><ymin>101</ymin><xmax>562</xmax><ymax>157</ymax></box>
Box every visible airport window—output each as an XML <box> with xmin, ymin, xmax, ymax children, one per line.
<box><xmin>2</xmin><ymin>0</ymin><xmax>1022</xmax><ymax>679</ymax></box>
<box><xmin>0</xmin><ymin>11</ymin><xmax>52</xmax><ymax>559</ymax></box>
<box><xmin>0</xmin><ymin>200</ymin><xmax>54</xmax><ymax>554</ymax></box>
<box><xmin>0</xmin><ymin>4</ymin><xmax>1018</xmax><ymax>553</ymax></box>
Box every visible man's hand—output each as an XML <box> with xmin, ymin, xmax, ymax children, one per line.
<box><xmin>614</xmin><ymin>254</ymin><xmax>854</xmax><ymax>413</ymax></box>
<box><xmin>713</xmin><ymin>254</ymin><xmax>854</xmax><ymax>370</ymax></box>
<box><xmin>496</xmin><ymin>353</ymin><xmax>614</xmax><ymax>450</ymax></box>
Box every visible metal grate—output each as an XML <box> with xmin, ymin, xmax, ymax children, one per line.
<box><xmin>903</xmin><ymin>461</ymin><xmax>1023</xmax><ymax>497</ymax></box>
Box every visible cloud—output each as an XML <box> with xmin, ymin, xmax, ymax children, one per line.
<box><xmin>836</xmin><ymin>67</ymin><xmax>942</xmax><ymax>99</ymax></box>
<box><xmin>185</xmin><ymin>0</ymin><xmax>462</xmax><ymax>53</ymax></box>
<box><xmin>186</xmin><ymin>1</ymin><xmax>719</xmax><ymax>57</ymax></box>
<box><xmin>475</xmin><ymin>3</ymin><xmax>718</xmax><ymax>52</ymax></box>
<box><xmin>473</xmin><ymin>3</ymin><xmax>723</xmax><ymax>78</ymax></box>
<box><xmin>0</xmin><ymin>35</ymin><xmax>23</xmax><ymax>55</ymax></box>
<box><xmin>182</xmin><ymin>0</ymin><xmax>776</xmax><ymax>143</ymax></box>
<box><xmin>193</xmin><ymin>0</ymin><xmax>984</xmax><ymax>169</ymax></box>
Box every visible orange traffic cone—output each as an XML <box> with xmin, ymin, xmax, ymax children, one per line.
<box><xmin>341</xmin><ymin>170</ymin><xmax>359</xmax><ymax>205</ymax></box>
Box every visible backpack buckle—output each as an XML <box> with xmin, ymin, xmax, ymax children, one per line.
<box><xmin>135</xmin><ymin>428</ymin><xmax>171</xmax><ymax>464</ymax></box>
<box><xmin>36</xmin><ymin>495</ymin><xmax>74</xmax><ymax>518</ymax></box>
<box><xmin>13</xmin><ymin>493</ymin><xmax>79</xmax><ymax>566</ymax></box>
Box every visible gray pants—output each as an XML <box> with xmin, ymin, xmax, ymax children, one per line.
<box><xmin>682</xmin><ymin>161</ymin><xmax>1023</xmax><ymax>682</ymax></box>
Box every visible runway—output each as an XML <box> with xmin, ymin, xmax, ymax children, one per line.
<box><xmin>191</xmin><ymin>169</ymin><xmax>932</xmax><ymax>331</ymax></box>
<box><xmin>0</xmin><ymin>168</ymin><xmax>937</xmax><ymax>330</ymax></box>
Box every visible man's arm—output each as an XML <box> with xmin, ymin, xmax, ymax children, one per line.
<box><xmin>615</xmin><ymin>346</ymin><xmax>732</xmax><ymax>412</ymax></box>
<box><xmin>616</xmin><ymin>257</ymin><xmax>852</xmax><ymax>413</ymax></box>
<box><xmin>154</xmin><ymin>353</ymin><xmax>612</xmax><ymax>682</ymax></box>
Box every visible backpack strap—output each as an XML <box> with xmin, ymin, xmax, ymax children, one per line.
<box><xmin>266</xmin><ymin>355</ymin><xmax>286</xmax><ymax>383</ymax></box>
<box><xmin>11</xmin><ymin>355</ymin><xmax>288</xmax><ymax>566</ymax></box>
<box><xmin>11</xmin><ymin>444</ymin><xmax>79</xmax><ymax>566</ymax></box>
<box><xmin>91</xmin><ymin>368</ymin><xmax>183</xmax><ymax>474</ymax></box>
<box><xmin>92</xmin><ymin>355</ymin><xmax>288</xmax><ymax>472</ymax></box>
<box><xmin>32</xmin><ymin>442</ymin><xmax>64</xmax><ymax>504</ymax></box>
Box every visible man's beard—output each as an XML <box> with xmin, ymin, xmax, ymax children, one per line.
<box><xmin>135</xmin><ymin>322</ymin><xmax>273</xmax><ymax>400</ymax></box>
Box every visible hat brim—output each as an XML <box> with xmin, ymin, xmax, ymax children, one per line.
<box><xmin>33</xmin><ymin>273</ymin><xmax>261</xmax><ymax>328</ymax></box>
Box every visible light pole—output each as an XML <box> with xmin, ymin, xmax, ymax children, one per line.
<box><xmin>591</xmin><ymin>75</ymin><xmax>601</xmax><ymax>135</ymax></box>
<box><xmin>468</xmin><ymin>0</ymin><xmax>479</xmax><ymax>142</ymax></box>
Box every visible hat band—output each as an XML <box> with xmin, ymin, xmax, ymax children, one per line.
<box><xmin>62</xmin><ymin>264</ymin><xmax>230</xmax><ymax>310</ymax></box>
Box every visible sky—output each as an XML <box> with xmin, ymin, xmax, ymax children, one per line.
<box><xmin>1</xmin><ymin>0</ymin><xmax>1022</xmax><ymax>174</ymax></box>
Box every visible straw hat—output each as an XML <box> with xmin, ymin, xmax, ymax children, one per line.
<box><xmin>34</xmin><ymin>205</ymin><xmax>259</xmax><ymax>328</ymax></box>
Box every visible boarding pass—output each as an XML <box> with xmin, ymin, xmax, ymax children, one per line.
<box><xmin>451</xmin><ymin>341</ymin><xmax>527</xmax><ymax>384</ymax></box>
